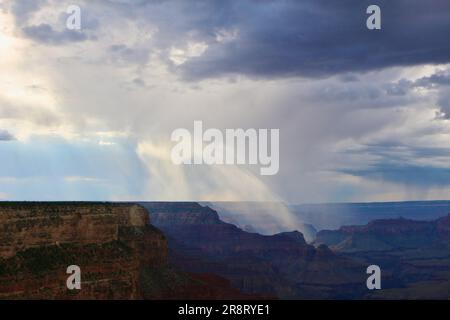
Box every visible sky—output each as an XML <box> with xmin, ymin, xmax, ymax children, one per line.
<box><xmin>1</xmin><ymin>0</ymin><xmax>450</xmax><ymax>204</ymax></box>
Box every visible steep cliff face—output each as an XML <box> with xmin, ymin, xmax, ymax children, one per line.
<box><xmin>0</xmin><ymin>242</ymin><xmax>142</xmax><ymax>299</ymax></box>
<box><xmin>144</xmin><ymin>202</ymin><xmax>450</xmax><ymax>299</ymax></box>
<box><xmin>144</xmin><ymin>202</ymin><xmax>365</xmax><ymax>299</ymax></box>
<box><xmin>0</xmin><ymin>202</ymin><xmax>168</xmax><ymax>299</ymax></box>
<box><xmin>437</xmin><ymin>214</ymin><xmax>450</xmax><ymax>243</ymax></box>
<box><xmin>314</xmin><ymin>215</ymin><xmax>450</xmax><ymax>299</ymax></box>
<box><xmin>150</xmin><ymin>202</ymin><xmax>222</xmax><ymax>226</ymax></box>
<box><xmin>315</xmin><ymin>215</ymin><xmax>450</xmax><ymax>252</ymax></box>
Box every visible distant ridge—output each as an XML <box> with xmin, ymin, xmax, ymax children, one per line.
<box><xmin>290</xmin><ymin>200</ymin><xmax>450</xmax><ymax>230</ymax></box>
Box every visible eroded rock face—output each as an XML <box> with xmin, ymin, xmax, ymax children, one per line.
<box><xmin>144</xmin><ymin>202</ymin><xmax>365</xmax><ymax>299</ymax></box>
<box><xmin>0</xmin><ymin>242</ymin><xmax>142</xmax><ymax>299</ymax></box>
<box><xmin>437</xmin><ymin>214</ymin><xmax>450</xmax><ymax>243</ymax></box>
<box><xmin>315</xmin><ymin>215</ymin><xmax>450</xmax><ymax>252</ymax></box>
<box><xmin>0</xmin><ymin>202</ymin><xmax>168</xmax><ymax>299</ymax></box>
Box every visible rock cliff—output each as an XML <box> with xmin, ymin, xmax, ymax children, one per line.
<box><xmin>143</xmin><ymin>202</ymin><xmax>365</xmax><ymax>299</ymax></box>
<box><xmin>315</xmin><ymin>214</ymin><xmax>450</xmax><ymax>252</ymax></box>
<box><xmin>0</xmin><ymin>202</ymin><xmax>167</xmax><ymax>299</ymax></box>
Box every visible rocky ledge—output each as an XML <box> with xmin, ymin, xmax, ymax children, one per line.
<box><xmin>0</xmin><ymin>202</ymin><xmax>167</xmax><ymax>299</ymax></box>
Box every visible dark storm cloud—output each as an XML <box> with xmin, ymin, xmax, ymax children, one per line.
<box><xmin>108</xmin><ymin>44</ymin><xmax>150</xmax><ymax>64</ymax></box>
<box><xmin>339</xmin><ymin>144</ymin><xmax>450</xmax><ymax>187</ymax></box>
<box><xmin>386</xmin><ymin>68</ymin><xmax>450</xmax><ymax>116</ymax></box>
<box><xmin>7</xmin><ymin>0</ymin><xmax>95</xmax><ymax>45</ymax></box>
<box><xmin>160</xmin><ymin>0</ymin><xmax>450</xmax><ymax>80</ymax></box>
<box><xmin>415</xmin><ymin>71</ymin><xmax>450</xmax><ymax>87</ymax></box>
<box><xmin>343</xmin><ymin>164</ymin><xmax>450</xmax><ymax>188</ymax></box>
<box><xmin>22</xmin><ymin>24</ymin><xmax>88</xmax><ymax>44</ymax></box>
<box><xmin>10</xmin><ymin>0</ymin><xmax>450</xmax><ymax>77</ymax></box>
<box><xmin>438</xmin><ymin>91</ymin><xmax>450</xmax><ymax>114</ymax></box>
<box><xmin>350</xmin><ymin>143</ymin><xmax>450</xmax><ymax>160</ymax></box>
<box><xmin>0</xmin><ymin>130</ymin><xmax>15</xmax><ymax>141</ymax></box>
<box><xmin>390</xmin><ymin>69</ymin><xmax>450</xmax><ymax>93</ymax></box>
<box><xmin>11</xmin><ymin>0</ymin><xmax>47</xmax><ymax>26</ymax></box>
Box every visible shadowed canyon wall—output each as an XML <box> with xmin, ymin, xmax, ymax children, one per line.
<box><xmin>0</xmin><ymin>203</ymin><xmax>167</xmax><ymax>299</ymax></box>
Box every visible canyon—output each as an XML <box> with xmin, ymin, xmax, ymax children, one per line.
<box><xmin>1</xmin><ymin>201</ymin><xmax>449</xmax><ymax>299</ymax></box>
<box><xmin>143</xmin><ymin>202</ymin><xmax>367</xmax><ymax>299</ymax></box>
<box><xmin>0</xmin><ymin>202</ymin><xmax>253</xmax><ymax>299</ymax></box>
<box><xmin>143</xmin><ymin>202</ymin><xmax>450</xmax><ymax>299</ymax></box>
<box><xmin>0</xmin><ymin>202</ymin><xmax>166</xmax><ymax>299</ymax></box>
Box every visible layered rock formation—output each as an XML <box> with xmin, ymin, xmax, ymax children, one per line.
<box><xmin>142</xmin><ymin>202</ymin><xmax>365</xmax><ymax>299</ymax></box>
<box><xmin>3</xmin><ymin>202</ymin><xmax>447</xmax><ymax>299</ymax></box>
<box><xmin>315</xmin><ymin>214</ymin><xmax>450</xmax><ymax>299</ymax></box>
<box><xmin>315</xmin><ymin>214</ymin><xmax>450</xmax><ymax>252</ymax></box>
<box><xmin>0</xmin><ymin>202</ymin><xmax>167</xmax><ymax>299</ymax></box>
<box><xmin>144</xmin><ymin>202</ymin><xmax>450</xmax><ymax>299</ymax></box>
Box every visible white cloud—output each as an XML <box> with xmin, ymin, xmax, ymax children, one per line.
<box><xmin>169</xmin><ymin>41</ymin><xmax>208</xmax><ymax>66</ymax></box>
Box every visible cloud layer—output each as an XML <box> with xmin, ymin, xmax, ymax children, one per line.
<box><xmin>0</xmin><ymin>130</ymin><xmax>15</xmax><ymax>141</ymax></box>
<box><xmin>1</xmin><ymin>0</ymin><xmax>450</xmax><ymax>207</ymax></box>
